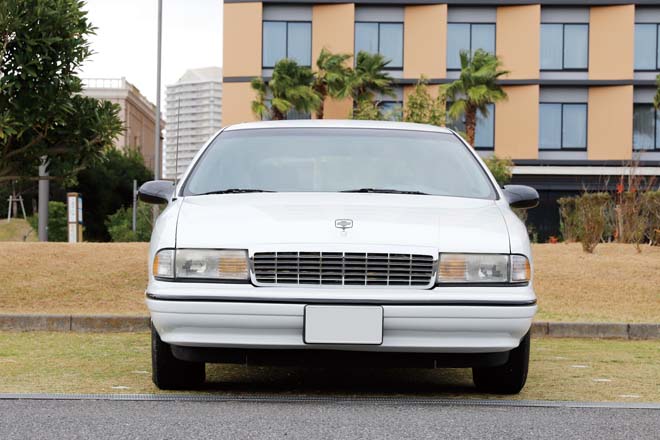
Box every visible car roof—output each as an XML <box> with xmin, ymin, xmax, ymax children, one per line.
<box><xmin>224</xmin><ymin>119</ymin><xmax>454</xmax><ymax>134</ymax></box>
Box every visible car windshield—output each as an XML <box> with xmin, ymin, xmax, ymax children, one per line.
<box><xmin>182</xmin><ymin>128</ymin><xmax>496</xmax><ymax>199</ymax></box>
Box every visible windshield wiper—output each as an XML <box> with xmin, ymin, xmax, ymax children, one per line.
<box><xmin>340</xmin><ymin>188</ymin><xmax>430</xmax><ymax>195</ymax></box>
<box><xmin>197</xmin><ymin>188</ymin><xmax>275</xmax><ymax>195</ymax></box>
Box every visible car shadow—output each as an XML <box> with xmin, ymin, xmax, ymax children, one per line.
<box><xmin>202</xmin><ymin>364</ymin><xmax>479</xmax><ymax>397</ymax></box>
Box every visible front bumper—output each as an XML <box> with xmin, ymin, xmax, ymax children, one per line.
<box><xmin>147</xmin><ymin>294</ymin><xmax>536</xmax><ymax>354</ymax></box>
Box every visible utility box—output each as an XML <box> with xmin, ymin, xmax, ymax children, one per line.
<box><xmin>67</xmin><ymin>192</ymin><xmax>83</xmax><ymax>243</ymax></box>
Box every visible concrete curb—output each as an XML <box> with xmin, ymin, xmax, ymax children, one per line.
<box><xmin>0</xmin><ymin>315</ymin><xmax>149</xmax><ymax>332</ymax></box>
<box><xmin>0</xmin><ymin>315</ymin><xmax>658</xmax><ymax>339</ymax></box>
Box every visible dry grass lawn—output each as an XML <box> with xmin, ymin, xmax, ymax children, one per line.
<box><xmin>0</xmin><ymin>242</ymin><xmax>149</xmax><ymax>315</ymax></box>
<box><xmin>533</xmin><ymin>243</ymin><xmax>660</xmax><ymax>323</ymax></box>
<box><xmin>0</xmin><ymin>242</ymin><xmax>658</xmax><ymax>322</ymax></box>
<box><xmin>0</xmin><ymin>332</ymin><xmax>657</xmax><ymax>402</ymax></box>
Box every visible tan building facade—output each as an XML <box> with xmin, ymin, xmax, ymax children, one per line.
<box><xmin>82</xmin><ymin>78</ymin><xmax>164</xmax><ymax>173</ymax></box>
<box><xmin>223</xmin><ymin>1</ymin><xmax>660</xmax><ymax>238</ymax></box>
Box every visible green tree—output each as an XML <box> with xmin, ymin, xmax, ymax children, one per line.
<box><xmin>251</xmin><ymin>59</ymin><xmax>320</xmax><ymax>120</ymax></box>
<box><xmin>105</xmin><ymin>202</ymin><xmax>153</xmax><ymax>242</ymax></box>
<box><xmin>483</xmin><ymin>156</ymin><xmax>513</xmax><ymax>186</ymax></box>
<box><xmin>73</xmin><ymin>147</ymin><xmax>153</xmax><ymax>241</ymax></box>
<box><xmin>313</xmin><ymin>49</ymin><xmax>353</xmax><ymax>119</ymax></box>
<box><xmin>0</xmin><ymin>0</ymin><xmax>123</xmax><ymax>182</ymax></box>
<box><xmin>351</xmin><ymin>51</ymin><xmax>394</xmax><ymax>107</ymax></box>
<box><xmin>403</xmin><ymin>77</ymin><xmax>447</xmax><ymax>126</ymax></box>
<box><xmin>27</xmin><ymin>201</ymin><xmax>67</xmax><ymax>241</ymax></box>
<box><xmin>351</xmin><ymin>100</ymin><xmax>383</xmax><ymax>121</ymax></box>
<box><xmin>445</xmin><ymin>49</ymin><xmax>509</xmax><ymax>146</ymax></box>
<box><xmin>654</xmin><ymin>74</ymin><xmax>660</xmax><ymax>110</ymax></box>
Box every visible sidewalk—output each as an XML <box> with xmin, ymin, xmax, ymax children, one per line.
<box><xmin>0</xmin><ymin>314</ymin><xmax>658</xmax><ymax>339</ymax></box>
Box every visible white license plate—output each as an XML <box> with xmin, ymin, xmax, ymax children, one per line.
<box><xmin>304</xmin><ymin>305</ymin><xmax>383</xmax><ymax>345</ymax></box>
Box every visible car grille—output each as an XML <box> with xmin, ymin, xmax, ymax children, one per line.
<box><xmin>252</xmin><ymin>252</ymin><xmax>435</xmax><ymax>287</ymax></box>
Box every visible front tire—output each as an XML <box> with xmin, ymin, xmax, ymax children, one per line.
<box><xmin>151</xmin><ymin>323</ymin><xmax>205</xmax><ymax>390</ymax></box>
<box><xmin>472</xmin><ymin>331</ymin><xmax>530</xmax><ymax>394</ymax></box>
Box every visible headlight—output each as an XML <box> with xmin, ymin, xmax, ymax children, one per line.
<box><xmin>437</xmin><ymin>254</ymin><xmax>530</xmax><ymax>284</ymax></box>
<box><xmin>153</xmin><ymin>249</ymin><xmax>249</xmax><ymax>281</ymax></box>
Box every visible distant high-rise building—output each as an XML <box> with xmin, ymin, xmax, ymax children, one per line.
<box><xmin>82</xmin><ymin>77</ymin><xmax>164</xmax><ymax>173</ymax></box>
<box><xmin>165</xmin><ymin>67</ymin><xmax>223</xmax><ymax>178</ymax></box>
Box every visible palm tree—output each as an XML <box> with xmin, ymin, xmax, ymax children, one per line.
<box><xmin>445</xmin><ymin>49</ymin><xmax>509</xmax><ymax>146</ymax></box>
<box><xmin>313</xmin><ymin>48</ymin><xmax>353</xmax><ymax>119</ymax></box>
<box><xmin>351</xmin><ymin>51</ymin><xmax>394</xmax><ymax>108</ymax></box>
<box><xmin>250</xmin><ymin>59</ymin><xmax>320</xmax><ymax>120</ymax></box>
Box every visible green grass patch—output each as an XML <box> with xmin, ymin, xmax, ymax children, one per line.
<box><xmin>0</xmin><ymin>219</ymin><xmax>36</xmax><ymax>242</ymax></box>
<box><xmin>0</xmin><ymin>332</ymin><xmax>658</xmax><ymax>402</ymax></box>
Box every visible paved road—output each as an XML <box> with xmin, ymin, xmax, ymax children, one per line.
<box><xmin>0</xmin><ymin>397</ymin><xmax>658</xmax><ymax>440</ymax></box>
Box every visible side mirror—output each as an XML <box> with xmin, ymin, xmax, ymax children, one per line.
<box><xmin>138</xmin><ymin>180</ymin><xmax>175</xmax><ymax>204</ymax></box>
<box><xmin>502</xmin><ymin>185</ymin><xmax>539</xmax><ymax>210</ymax></box>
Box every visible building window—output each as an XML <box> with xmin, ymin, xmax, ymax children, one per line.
<box><xmin>447</xmin><ymin>103</ymin><xmax>495</xmax><ymax>149</ymax></box>
<box><xmin>633</xmin><ymin>104</ymin><xmax>660</xmax><ymax>150</ymax></box>
<box><xmin>379</xmin><ymin>101</ymin><xmax>403</xmax><ymax>121</ymax></box>
<box><xmin>261</xmin><ymin>100</ymin><xmax>311</xmax><ymax>121</ymax></box>
<box><xmin>262</xmin><ymin>21</ymin><xmax>312</xmax><ymax>68</ymax></box>
<box><xmin>447</xmin><ymin>23</ymin><xmax>495</xmax><ymax>70</ymax></box>
<box><xmin>355</xmin><ymin>22</ymin><xmax>403</xmax><ymax>68</ymax></box>
<box><xmin>635</xmin><ymin>24</ymin><xmax>660</xmax><ymax>71</ymax></box>
<box><xmin>539</xmin><ymin>103</ymin><xmax>587</xmax><ymax>150</ymax></box>
<box><xmin>540</xmin><ymin>24</ymin><xmax>589</xmax><ymax>70</ymax></box>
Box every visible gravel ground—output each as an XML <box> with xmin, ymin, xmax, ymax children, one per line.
<box><xmin>0</xmin><ymin>398</ymin><xmax>658</xmax><ymax>440</ymax></box>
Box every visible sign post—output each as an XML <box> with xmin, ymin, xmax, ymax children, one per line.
<box><xmin>67</xmin><ymin>192</ymin><xmax>83</xmax><ymax>243</ymax></box>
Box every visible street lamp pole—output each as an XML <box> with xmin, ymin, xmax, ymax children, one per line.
<box><xmin>154</xmin><ymin>0</ymin><xmax>163</xmax><ymax>180</ymax></box>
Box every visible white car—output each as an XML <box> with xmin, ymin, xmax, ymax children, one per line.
<box><xmin>139</xmin><ymin>120</ymin><xmax>539</xmax><ymax>393</ymax></box>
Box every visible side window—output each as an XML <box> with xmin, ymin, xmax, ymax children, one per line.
<box><xmin>539</xmin><ymin>103</ymin><xmax>587</xmax><ymax>150</ymax></box>
<box><xmin>540</xmin><ymin>23</ymin><xmax>589</xmax><ymax>70</ymax></box>
<box><xmin>447</xmin><ymin>23</ymin><xmax>496</xmax><ymax>70</ymax></box>
<box><xmin>633</xmin><ymin>104</ymin><xmax>659</xmax><ymax>150</ymax></box>
<box><xmin>355</xmin><ymin>22</ymin><xmax>403</xmax><ymax>68</ymax></box>
<box><xmin>635</xmin><ymin>24</ymin><xmax>660</xmax><ymax>71</ymax></box>
<box><xmin>262</xmin><ymin>21</ymin><xmax>312</xmax><ymax>68</ymax></box>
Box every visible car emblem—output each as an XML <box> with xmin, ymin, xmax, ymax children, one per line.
<box><xmin>335</xmin><ymin>219</ymin><xmax>353</xmax><ymax>231</ymax></box>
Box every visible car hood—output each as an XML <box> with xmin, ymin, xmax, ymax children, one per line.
<box><xmin>175</xmin><ymin>193</ymin><xmax>510</xmax><ymax>254</ymax></box>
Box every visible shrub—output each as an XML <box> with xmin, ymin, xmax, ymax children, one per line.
<box><xmin>615</xmin><ymin>192</ymin><xmax>647</xmax><ymax>251</ymax></box>
<box><xmin>27</xmin><ymin>201</ymin><xmax>68</xmax><ymax>242</ymax></box>
<box><xmin>483</xmin><ymin>156</ymin><xmax>513</xmax><ymax>186</ymax></box>
<box><xmin>105</xmin><ymin>203</ymin><xmax>153</xmax><ymax>242</ymax></box>
<box><xmin>574</xmin><ymin>193</ymin><xmax>611</xmax><ymax>253</ymax></box>
<box><xmin>558</xmin><ymin>197</ymin><xmax>579</xmax><ymax>242</ymax></box>
<box><xmin>641</xmin><ymin>190</ymin><xmax>660</xmax><ymax>245</ymax></box>
<box><xmin>403</xmin><ymin>77</ymin><xmax>447</xmax><ymax>126</ymax></box>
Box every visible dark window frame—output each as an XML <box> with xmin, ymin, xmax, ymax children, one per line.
<box><xmin>633</xmin><ymin>103</ymin><xmax>660</xmax><ymax>151</ymax></box>
<box><xmin>262</xmin><ymin>20</ymin><xmax>313</xmax><ymax>69</ymax></box>
<box><xmin>540</xmin><ymin>23</ymin><xmax>590</xmax><ymax>72</ymax></box>
<box><xmin>539</xmin><ymin>102</ymin><xmax>588</xmax><ymax>151</ymax></box>
<box><xmin>634</xmin><ymin>23</ymin><xmax>660</xmax><ymax>72</ymax></box>
<box><xmin>354</xmin><ymin>21</ymin><xmax>404</xmax><ymax>70</ymax></box>
<box><xmin>446</xmin><ymin>22</ymin><xmax>497</xmax><ymax>71</ymax></box>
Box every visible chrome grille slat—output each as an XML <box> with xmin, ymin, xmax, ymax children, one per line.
<box><xmin>253</xmin><ymin>252</ymin><xmax>434</xmax><ymax>287</ymax></box>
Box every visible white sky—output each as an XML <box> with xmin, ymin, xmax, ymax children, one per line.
<box><xmin>79</xmin><ymin>0</ymin><xmax>223</xmax><ymax>109</ymax></box>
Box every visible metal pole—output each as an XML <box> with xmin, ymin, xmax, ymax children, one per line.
<box><xmin>38</xmin><ymin>158</ymin><xmax>49</xmax><ymax>241</ymax></box>
<box><xmin>132</xmin><ymin>179</ymin><xmax>137</xmax><ymax>233</ymax></box>
<box><xmin>154</xmin><ymin>0</ymin><xmax>163</xmax><ymax>181</ymax></box>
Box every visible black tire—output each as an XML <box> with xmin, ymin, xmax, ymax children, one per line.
<box><xmin>472</xmin><ymin>331</ymin><xmax>530</xmax><ymax>394</ymax></box>
<box><xmin>151</xmin><ymin>323</ymin><xmax>205</xmax><ymax>390</ymax></box>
